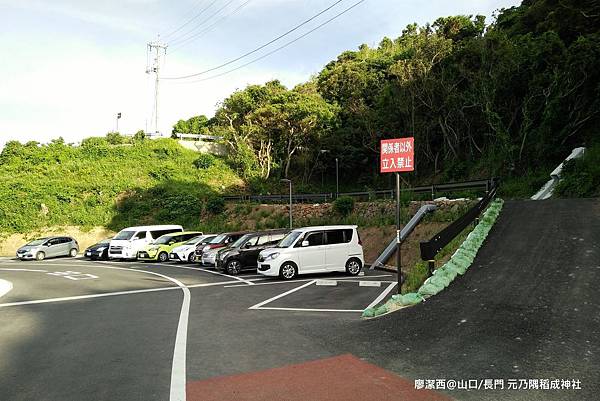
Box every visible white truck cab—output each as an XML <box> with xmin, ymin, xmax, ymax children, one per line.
<box><xmin>108</xmin><ymin>225</ymin><xmax>183</xmax><ymax>260</ymax></box>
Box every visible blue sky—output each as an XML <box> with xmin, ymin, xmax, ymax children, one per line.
<box><xmin>0</xmin><ymin>0</ymin><xmax>520</xmax><ymax>149</ymax></box>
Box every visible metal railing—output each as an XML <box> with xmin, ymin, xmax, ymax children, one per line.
<box><xmin>419</xmin><ymin>178</ymin><xmax>499</xmax><ymax>266</ymax></box>
<box><xmin>223</xmin><ymin>178</ymin><xmax>495</xmax><ymax>204</ymax></box>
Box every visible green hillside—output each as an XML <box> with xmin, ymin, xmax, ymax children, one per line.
<box><xmin>0</xmin><ymin>135</ymin><xmax>242</xmax><ymax>234</ymax></box>
<box><xmin>173</xmin><ymin>0</ymin><xmax>599</xmax><ymax>196</ymax></box>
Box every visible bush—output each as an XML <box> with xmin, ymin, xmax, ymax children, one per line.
<box><xmin>106</xmin><ymin>132</ymin><xmax>126</xmax><ymax>145</ymax></box>
<box><xmin>333</xmin><ymin>196</ymin><xmax>355</xmax><ymax>216</ymax></box>
<box><xmin>193</xmin><ymin>154</ymin><xmax>216</xmax><ymax>169</ymax></box>
<box><xmin>555</xmin><ymin>145</ymin><xmax>600</xmax><ymax>198</ymax></box>
<box><xmin>206</xmin><ymin>196</ymin><xmax>225</xmax><ymax>215</ymax></box>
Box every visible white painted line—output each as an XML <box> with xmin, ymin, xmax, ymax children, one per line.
<box><xmin>94</xmin><ymin>262</ymin><xmax>189</xmax><ymax>401</ymax></box>
<box><xmin>153</xmin><ymin>263</ymin><xmax>257</xmax><ymax>286</ymax></box>
<box><xmin>249</xmin><ymin>280</ymin><xmax>316</xmax><ymax>310</ymax></box>
<box><xmin>0</xmin><ymin>268</ymin><xmax>48</xmax><ymax>273</ymax></box>
<box><xmin>255</xmin><ymin>307</ymin><xmax>364</xmax><ymax>313</ymax></box>
<box><xmin>0</xmin><ymin>279</ymin><xmax>13</xmax><ymax>299</ymax></box>
<box><xmin>365</xmin><ymin>282</ymin><xmax>398</xmax><ymax>310</ymax></box>
<box><xmin>224</xmin><ymin>275</ymin><xmax>394</xmax><ymax>288</ymax></box>
<box><xmin>0</xmin><ymin>286</ymin><xmax>180</xmax><ymax>308</ymax></box>
<box><xmin>359</xmin><ymin>281</ymin><xmax>381</xmax><ymax>287</ymax></box>
<box><xmin>316</xmin><ymin>280</ymin><xmax>337</xmax><ymax>286</ymax></box>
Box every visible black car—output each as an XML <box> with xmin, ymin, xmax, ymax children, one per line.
<box><xmin>216</xmin><ymin>229</ymin><xmax>289</xmax><ymax>275</ymax></box>
<box><xmin>194</xmin><ymin>231</ymin><xmax>250</xmax><ymax>264</ymax></box>
<box><xmin>84</xmin><ymin>238</ymin><xmax>112</xmax><ymax>260</ymax></box>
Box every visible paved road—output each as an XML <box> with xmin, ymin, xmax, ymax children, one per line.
<box><xmin>0</xmin><ymin>199</ymin><xmax>598</xmax><ymax>401</ymax></box>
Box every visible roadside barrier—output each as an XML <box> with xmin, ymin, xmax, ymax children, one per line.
<box><xmin>362</xmin><ymin>198</ymin><xmax>504</xmax><ymax>318</ymax></box>
<box><xmin>223</xmin><ymin>179</ymin><xmax>496</xmax><ymax>204</ymax></box>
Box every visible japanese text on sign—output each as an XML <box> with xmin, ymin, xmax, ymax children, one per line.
<box><xmin>380</xmin><ymin>137</ymin><xmax>414</xmax><ymax>173</ymax></box>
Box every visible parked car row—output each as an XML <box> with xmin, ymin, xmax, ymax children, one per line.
<box><xmin>17</xmin><ymin>224</ymin><xmax>365</xmax><ymax>281</ymax></box>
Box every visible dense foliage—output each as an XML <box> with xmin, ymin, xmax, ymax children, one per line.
<box><xmin>179</xmin><ymin>0</ymin><xmax>599</xmax><ymax>194</ymax></box>
<box><xmin>0</xmin><ymin>135</ymin><xmax>241</xmax><ymax>233</ymax></box>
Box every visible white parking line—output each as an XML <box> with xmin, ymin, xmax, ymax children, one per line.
<box><xmin>254</xmin><ymin>307</ymin><xmax>364</xmax><ymax>313</ymax></box>
<box><xmin>0</xmin><ymin>286</ymin><xmax>180</xmax><ymax>308</ymax></box>
<box><xmin>225</xmin><ymin>275</ymin><xmax>394</xmax><ymax>288</ymax></box>
<box><xmin>249</xmin><ymin>281</ymin><xmax>316</xmax><ymax>310</ymax></box>
<box><xmin>0</xmin><ymin>279</ymin><xmax>13</xmax><ymax>299</ymax></box>
<box><xmin>0</xmin><ymin>268</ymin><xmax>48</xmax><ymax>272</ymax></box>
<box><xmin>365</xmin><ymin>282</ymin><xmax>398</xmax><ymax>310</ymax></box>
<box><xmin>155</xmin><ymin>264</ymin><xmax>257</xmax><ymax>286</ymax></box>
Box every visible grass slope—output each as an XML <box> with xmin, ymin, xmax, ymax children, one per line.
<box><xmin>0</xmin><ymin>137</ymin><xmax>242</xmax><ymax>234</ymax></box>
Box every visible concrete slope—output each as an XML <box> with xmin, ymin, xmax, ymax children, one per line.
<box><xmin>335</xmin><ymin>199</ymin><xmax>600</xmax><ymax>400</ymax></box>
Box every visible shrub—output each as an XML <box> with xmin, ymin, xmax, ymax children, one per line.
<box><xmin>106</xmin><ymin>132</ymin><xmax>126</xmax><ymax>145</ymax></box>
<box><xmin>193</xmin><ymin>154</ymin><xmax>216</xmax><ymax>169</ymax></box>
<box><xmin>555</xmin><ymin>145</ymin><xmax>600</xmax><ymax>198</ymax></box>
<box><xmin>333</xmin><ymin>196</ymin><xmax>355</xmax><ymax>216</ymax></box>
<box><xmin>206</xmin><ymin>196</ymin><xmax>225</xmax><ymax>215</ymax></box>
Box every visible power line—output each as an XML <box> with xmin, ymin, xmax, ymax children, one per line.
<box><xmin>162</xmin><ymin>0</ymin><xmax>219</xmax><ymax>41</ymax></box>
<box><xmin>162</xmin><ymin>0</ymin><xmax>347</xmax><ymax>80</ymax></box>
<box><xmin>169</xmin><ymin>0</ymin><xmax>239</xmax><ymax>46</ymax></box>
<box><xmin>170</xmin><ymin>0</ymin><xmax>367</xmax><ymax>85</ymax></box>
<box><xmin>169</xmin><ymin>0</ymin><xmax>253</xmax><ymax>53</ymax></box>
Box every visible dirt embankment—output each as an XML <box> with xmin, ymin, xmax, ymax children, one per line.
<box><xmin>0</xmin><ymin>226</ymin><xmax>115</xmax><ymax>257</ymax></box>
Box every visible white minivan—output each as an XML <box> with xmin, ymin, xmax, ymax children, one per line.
<box><xmin>108</xmin><ymin>225</ymin><xmax>183</xmax><ymax>260</ymax></box>
<box><xmin>257</xmin><ymin>225</ymin><xmax>364</xmax><ymax>280</ymax></box>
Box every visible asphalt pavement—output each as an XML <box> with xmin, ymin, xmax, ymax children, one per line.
<box><xmin>0</xmin><ymin>198</ymin><xmax>598</xmax><ymax>401</ymax></box>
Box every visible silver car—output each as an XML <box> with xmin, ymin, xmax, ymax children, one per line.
<box><xmin>16</xmin><ymin>236</ymin><xmax>79</xmax><ymax>261</ymax></box>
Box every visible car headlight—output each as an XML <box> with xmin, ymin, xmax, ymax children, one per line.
<box><xmin>96</xmin><ymin>247</ymin><xmax>106</xmax><ymax>252</ymax></box>
<box><xmin>264</xmin><ymin>252</ymin><xmax>280</xmax><ymax>261</ymax></box>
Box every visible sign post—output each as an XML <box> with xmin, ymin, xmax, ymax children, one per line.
<box><xmin>380</xmin><ymin>137</ymin><xmax>414</xmax><ymax>294</ymax></box>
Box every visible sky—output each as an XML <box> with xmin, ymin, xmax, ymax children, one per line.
<box><xmin>0</xmin><ymin>0</ymin><xmax>520</xmax><ymax>150</ymax></box>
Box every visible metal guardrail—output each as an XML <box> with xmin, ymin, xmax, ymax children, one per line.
<box><xmin>370</xmin><ymin>204</ymin><xmax>438</xmax><ymax>270</ymax></box>
<box><xmin>223</xmin><ymin>178</ymin><xmax>494</xmax><ymax>204</ymax></box>
<box><xmin>419</xmin><ymin>178</ymin><xmax>499</xmax><ymax>263</ymax></box>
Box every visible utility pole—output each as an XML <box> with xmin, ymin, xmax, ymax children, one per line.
<box><xmin>146</xmin><ymin>36</ymin><xmax>167</xmax><ymax>137</ymax></box>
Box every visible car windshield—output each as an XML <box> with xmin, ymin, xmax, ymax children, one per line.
<box><xmin>231</xmin><ymin>234</ymin><xmax>253</xmax><ymax>248</ymax></box>
<box><xmin>98</xmin><ymin>239</ymin><xmax>111</xmax><ymax>245</ymax></box>
<box><xmin>184</xmin><ymin>235</ymin><xmax>204</xmax><ymax>246</ymax></box>
<box><xmin>113</xmin><ymin>231</ymin><xmax>135</xmax><ymax>240</ymax></box>
<box><xmin>154</xmin><ymin>235</ymin><xmax>176</xmax><ymax>245</ymax></box>
<box><xmin>277</xmin><ymin>231</ymin><xmax>302</xmax><ymax>248</ymax></box>
<box><xmin>26</xmin><ymin>238</ymin><xmax>48</xmax><ymax>246</ymax></box>
<box><xmin>209</xmin><ymin>234</ymin><xmax>227</xmax><ymax>244</ymax></box>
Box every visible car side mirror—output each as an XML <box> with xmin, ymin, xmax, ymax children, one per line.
<box><xmin>245</xmin><ymin>242</ymin><xmax>253</xmax><ymax>248</ymax></box>
<box><xmin>302</xmin><ymin>241</ymin><xmax>309</xmax><ymax>247</ymax></box>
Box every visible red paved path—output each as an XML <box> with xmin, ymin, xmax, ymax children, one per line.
<box><xmin>187</xmin><ymin>354</ymin><xmax>453</xmax><ymax>401</ymax></box>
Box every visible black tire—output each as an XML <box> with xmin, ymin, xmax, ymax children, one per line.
<box><xmin>36</xmin><ymin>251</ymin><xmax>46</xmax><ymax>261</ymax></box>
<box><xmin>187</xmin><ymin>252</ymin><xmax>195</xmax><ymax>264</ymax></box>
<box><xmin>345</xmin><ymin>258</ymin><xmax>362</xmax><ymax>276</ymax></box>
<box><xmin>69</xmin><ymin>248</ymin><xmax>78</xmax><ymax>257</ymax></box>
<box><xmin>226</xmin><ymin>259</ymin><xmax>242</xmax><ymax>275</ymax></box>
<box><xmin>279</xmin><ymin>262</ymin><xmax>298</xmax><ymax>280</ymax></box>
<box><xmin>157</xmin><ymin>252</ymin><xmax>169</xmax><ymax>263</ymax></box>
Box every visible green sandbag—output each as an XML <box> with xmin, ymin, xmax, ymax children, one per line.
<box><xmin>418</xmin><ymin>282</ymin><xmax>443</xmax><ymax>296</ymax></box>
<box><xmin>362</xmin><ymin>308</ymin><xmax>376</xmax><ymax>318</ymax></box>
<box><xmin>429</xmin><ymin>274</ymin><xmax>451</xmax><ymax>288</ymax></box>
<box><xmin>438</xmin><ymin>266</ymin><xmax>457</xmax><ymax>281</ymax></box>
<box><xmin>398</xmin><ymin>293</ymin><xmax>424</xmax><ymax>305</ymax></box>
<box><xmin>374</xmin><ymin>304</ymin><xmax>389</xmax><ymax>316</ymax></box>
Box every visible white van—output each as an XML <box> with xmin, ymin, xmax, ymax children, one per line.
<box><xmin>257</xmin><ymin>225</ymin><xmax>364</xmax><ymax>280</ymax></box>
<box><xmin>108</xmin><ymin>225</ymin><xmax>183</xmax><ymax>260</ymax></box>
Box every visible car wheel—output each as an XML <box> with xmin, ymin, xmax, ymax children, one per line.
<box><xmin>345</xmin><ymin>258</ymin><xmax>362</xmax><ymax>276</ymax></box>
<box><xmin>187</xmin><ymin>253</ymin><xmax>195</xmax><ymax>264</ymax></box>
<box><xmin>226</xmin><ymin>260</ymin><xmax>242</xmax><ymax>275</ymax></box>
<box><xmin>280</xmin><ymin>262</ymin><xmax>298</xmax><ymax>280</ymax></box>
<box><xmin>36</xmin><ymin>251</ymin><xmax>45</xmax><ymax>261</ymax></box>
<box><xmin>157</xmin><ymin>252</ymin><xmax>169</xmax><ymax>263</ymax></box>
<box><xmin>69</xmin><ymin>248</ymin><xmax>78</xmax><ymax>257</ymax></box>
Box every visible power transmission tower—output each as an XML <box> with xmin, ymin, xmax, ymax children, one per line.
<box><xmin>146</xmin><ymin>36</ymin><xmax>168</xmax><ymax>137</ymax></box>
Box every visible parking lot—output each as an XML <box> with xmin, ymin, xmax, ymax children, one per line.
<box><xmin>0</xmin><ymin>256</ymin><xmax>441</xmax><ymax>401</ymax></box>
